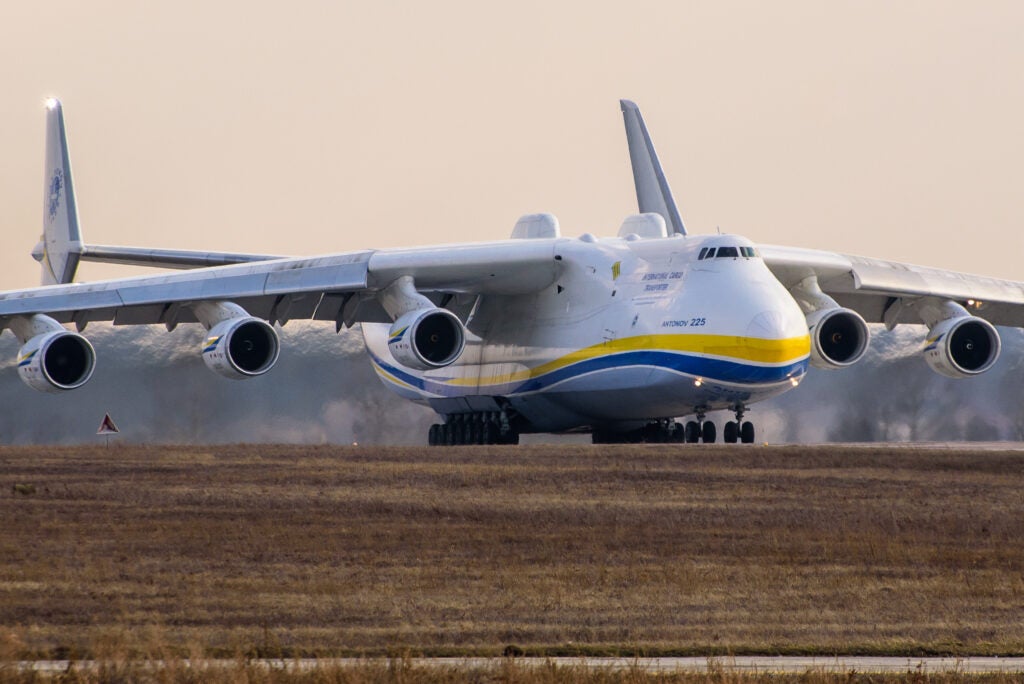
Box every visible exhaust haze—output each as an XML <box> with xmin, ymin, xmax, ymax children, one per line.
<box><xmin>0</xmin><ymin>323</ymin><xmax>1021</xmax><ymax>444</ymax></box>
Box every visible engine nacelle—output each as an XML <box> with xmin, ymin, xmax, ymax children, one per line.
<box><xmin>806</xmin><ymin>307</ymin><xmax>870</xmax><ymax>369</ymax></box>
<box><xmin>18</xmin><ymin>330</ymin><xmax>96</xmax><ymax>392</ymax></box>
<box><xmin>202</xmin><ymin>317</ymin><xmax>280</xmax><ymax>379</ymax></box>
<box><xmin>924</xmin><ymin>316</ymin><xmax>1000</xmax><ymax>378</ymax></box>
<box><xmin>388</xmin><ymin>308</ymin><xmax>465</xmax><ymax>370</ymax></box>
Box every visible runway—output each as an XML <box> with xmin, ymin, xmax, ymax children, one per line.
<box><xmin>17</xmin><ymin>656</ymin><xmax>1024</xmax><ymax>674</ymax></box>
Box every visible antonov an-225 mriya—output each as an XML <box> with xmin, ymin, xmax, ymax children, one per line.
<box><xmin>5</xmin><ymin>99</ymin><xmax>1022</xmax><ymax>444</ymax></box>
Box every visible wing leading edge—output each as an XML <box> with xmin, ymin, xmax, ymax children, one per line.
<box><xmin>761</xmin><ymin>245</ymin><xmax>1024</xmax><ymax>328</ymax></box>
<box><xmin>0</xmin><ymin>240</ymin><xmax>560</xmax><ymax>330</ymax></box>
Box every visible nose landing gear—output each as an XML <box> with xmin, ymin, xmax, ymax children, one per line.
<box><xmin>723</xmin><ymin>404</ymin><xmax>755</xmax><ymax>444</ymax></box>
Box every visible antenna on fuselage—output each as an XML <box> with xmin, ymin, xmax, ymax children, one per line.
<box><xmin>619</xmin><ymin>100</ymin><xmax>686</xmax><ymax>236</ymax></box>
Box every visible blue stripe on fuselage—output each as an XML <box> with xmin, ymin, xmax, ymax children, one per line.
<box><xmin>369</xmin><ymin>349</ymin><xmax>808</xmax><ymax>398</ymax></box>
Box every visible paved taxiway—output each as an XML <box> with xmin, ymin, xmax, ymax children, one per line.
<box><xmin>18</xmin><ymin>656</ymin><xmax>1024</xmax><ymax>674</ymax></box>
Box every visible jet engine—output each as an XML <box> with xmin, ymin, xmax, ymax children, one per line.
<box><xmin>388</xmin><ymin>308</ymin><xmax>466</xmax><ymax>370</ymax></box>
<box><xmin>18</xmin><ymin>330</ymin><xmax>96</xmax><ymax>392</ymax></box>
<box><xmin>924</xmin><ymin>316</ymin><xmax>1001</xmax><ymax>378</ymax></box>
<box><xmin>806</xmin><ymin>307</ymin><xmax>870</xmax><ymax>369</ymax></box>
<box><xmin>202</xmin><ymin>317</ymin><xmax>280</xmax><ymax>379</ymax></box>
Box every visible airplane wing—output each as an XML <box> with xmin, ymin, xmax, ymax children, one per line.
<box><xmin>0</xmin><ymin>240</ymin><xmax>560</xmax><ymax>330</ymax></box>
<box><xmin>11</xmin><ymin>97</ymin><xmax>561</xmax><ymax>351</ymax></box>
<box><xmin>760</xmin><ymin>244</ymin><xmax>1024</xmax><ymax>328</ymax></box>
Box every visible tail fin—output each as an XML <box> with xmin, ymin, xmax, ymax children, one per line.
<box><xmin>619</xmin><ymin>100</ymin><xmax>686</xmax><ymax>236</ymax></box>
<box><xmin>32</xmin><ymin>98</ymin><xmax>83</xmax><ymax>285</ymax></box>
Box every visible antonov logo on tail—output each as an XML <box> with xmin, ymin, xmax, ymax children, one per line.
<box><xmin>0</xmin><ymin>98</ymin><xmax>1018</xmax><ymax>444</ymax></box>
<box><xmin>47</xmin><ymin>168</ymin><xmax>63</xmax><ymax>220</ymax></box>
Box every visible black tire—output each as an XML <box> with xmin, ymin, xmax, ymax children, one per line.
<box><xmin>428</xmin><ymin>424</ymin><xmax>439</xmax><ymax>446</ymax></box>
<box><xmin>444</xmin><ymin>423</ymin><xmax>456</xmax><ymax>446</ymax></box>
<box><xmin>724</xmin><ymin>421</ymin><xmax>738</xmax><ymax>443</ymax></box>
<box><xmin>685</xmin><ymin>421</ymin><xmax>700</xmax><ymax>443</ymax></box>
<box><xmin>740</xmin><ymin>421</ymin><xmax>755</xmax><ymax>444</ymax></box>
<box><xmin>481</xmin><ymin>421</ymin><xmax>495</xmax><ymax>445</ymax></box>
<box><xmin>672</xmin><ymin>422</ymin><xmax>685</xmax><ymax>442</ymax></box>
<box><xmin>702</xmin><ymin>421</ymin><xmax>717</xmax><ymax>443</ymax></box>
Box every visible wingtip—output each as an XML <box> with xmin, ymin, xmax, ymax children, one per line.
<box><xmin>619</xmin><ymin>99</ymin><xmax>639</xmax><ymax>112</ymax></box>
<box><xmin>45</xmin><ymin>97</ymin><xmax>61</xmax><ymax>112</ymax></box>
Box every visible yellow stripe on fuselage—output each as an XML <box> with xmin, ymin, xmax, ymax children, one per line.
<box><xmin>443</xmin><ymin>333</ymin><xmax>811</xmax><ymax>388</ymax></box>
<box><xmin>372</xmin><ymin>359</ymin><xmax>419</xmax><ymax>391</ymax></box>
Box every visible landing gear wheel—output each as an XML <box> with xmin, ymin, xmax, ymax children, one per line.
<box><xmin>672</xmin><ymin>422</ymin><xmax>685</xmax><ymax>442</ymax></box>
<box><xmin>724</xmin><ymin>421</ymin><xmax>738</xmax><ymax>444</ymax></box>
<box><xmin>481</xmin><ymin>421</ymin><xmax>495</xmax><ymax>445</ymax></box>
<box><xmin>445</xmin><ymin>423</ymin><xmax>456</xmax><ymax>446</ymax></box>
<box><xmin>702</xmin><ymin>421</ymin><xmax>717</xmax><ymax>444</ymax></box>
<box><xmin>684</xmin><ymin>421</ymin><xmax>701</xmax><ymax>443</ymax></box>
<box><xmin>740</xmin><ymin>421</ymin><xmax>755</xmax><ymax>444</ymax></box>
<box><xmin>428</xmin><ymin>424</ymin><xmax>440</xmax><ymax>446</ymax></box>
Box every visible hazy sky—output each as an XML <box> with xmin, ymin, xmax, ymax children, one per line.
<box><xmin>1</xmin><ymin>1</ymin><xmax>1022</xmax><ymax>290</ymax></box>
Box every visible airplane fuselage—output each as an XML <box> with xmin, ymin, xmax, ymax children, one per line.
<box><xmin>363</xmin><ymin>233</ymin><xmax>811</xmax><ymax>433</ymax></box>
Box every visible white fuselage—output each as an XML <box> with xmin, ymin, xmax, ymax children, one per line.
<box><xmin>363</xmin><ymin>233</ymin><xmax>811</xmax><ymax>433</ymax></box>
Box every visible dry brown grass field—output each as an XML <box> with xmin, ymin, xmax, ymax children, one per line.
<box><xmin>1</xmin><ymin>443</ymin><xmax>1024</xmax><ymax>664</ymax></box>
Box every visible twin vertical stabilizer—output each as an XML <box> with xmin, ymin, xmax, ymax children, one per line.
<box><xmin>33</xmin><ymin>98</ymin><xmax>83</xmax><ymax>285</ymax></box>
<box><xmin>619</xmin><ymin>99</ymin><xmax>686</xmax><ymax>236</ymax></box>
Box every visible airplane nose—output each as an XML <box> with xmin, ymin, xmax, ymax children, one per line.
<box><xmin>745</xmin><ymin>307</ymin><xmax>812</xmax><ymax>364</ymax></box>
<box><xmin>746</xmin><ymin>310</ymin><xmax>789</xmax><ymax>338</ymax></box>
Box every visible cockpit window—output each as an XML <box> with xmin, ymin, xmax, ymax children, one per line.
<box><xmin>699</xmin><ymin>245</ymin><xmax>757</xmax><ymax>260</ymax></box>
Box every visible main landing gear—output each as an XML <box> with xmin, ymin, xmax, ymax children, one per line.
<box><xmin>591</xmin><ymin>405</ymin><xmax>757</xmax><ymax>445</ymax></box>
<box><xmin>427</xmin><ymin>411</ymin><xmax>520</xmax><ymax>446</ymax></box>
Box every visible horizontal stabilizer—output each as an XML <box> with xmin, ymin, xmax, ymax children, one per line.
<box><xmin>81</xmin><ymin>245</ymin><xmax>283</xmax><ymax>269</ymax></box>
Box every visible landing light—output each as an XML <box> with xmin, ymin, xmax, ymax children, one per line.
<box><xmin>790</xmin><ymin>377</ymin><xmax>800</xmax><ymax>387</ymax></box>
<box><xmin>967</xmin><ymin>299</ymin><xmax>984</xmax><ymax>310</ymax></box>
<box><xmin>693</xmin><ymin>378</ymin><xmax>703</xmax><ymax>387</ymax></box>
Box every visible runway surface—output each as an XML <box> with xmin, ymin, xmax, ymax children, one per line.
<box><xmin>18</xmin><ymin>656</ymin><xmax>1024</xmax><ymax>674</ymax></box>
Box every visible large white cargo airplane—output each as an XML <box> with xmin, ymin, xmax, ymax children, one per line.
<box><xmin>5</xmin><ymin>99</ymin><xmax>1022</xmax><ymax>444</ymax></box>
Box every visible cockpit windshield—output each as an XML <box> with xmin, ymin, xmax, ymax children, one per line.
<box><xmin>697</xmin><ymin>245</ymin><xmax>759</xmax><ymax>260</ymax></box>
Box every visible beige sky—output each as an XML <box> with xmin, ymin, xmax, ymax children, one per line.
<box><xmin>0</xmin><ymin>1</ymin><xmax>1021</xmax><ymax>290</ymax></box>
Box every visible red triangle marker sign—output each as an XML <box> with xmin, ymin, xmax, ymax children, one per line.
<box><xmin>97</xmin><ymin>414</ymin><xmax>120</xmax><ymax>435</ymax></box>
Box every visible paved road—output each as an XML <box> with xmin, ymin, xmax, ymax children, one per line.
<box><xmin>17</xmin><ymin>656</ymin><xmax>1024</xmax><ymax>674</ymax></box>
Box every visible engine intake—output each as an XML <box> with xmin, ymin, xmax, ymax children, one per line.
<box><xmin>202</xmin><ymin>317</ymin><xmax>280</xmax><ymax>379</ymax></box>
<box><xmin>924</xmin><ymin>316</ymin><xmax>1000</xmax><ymax>378</ymax></box>
<box><xmin>388</xmin><ymin>308</ymin><xmax>465</xmax><ymax>370</ymax></box>
<box><xmin>18</xmin><ymin>330</ymin><xmax>96</xmax><ymax>392</ymax></box>
<box><xmin>806</xmin><ymin>307</ymin><xmax>870</xmax><ymax>369</ymax></box>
